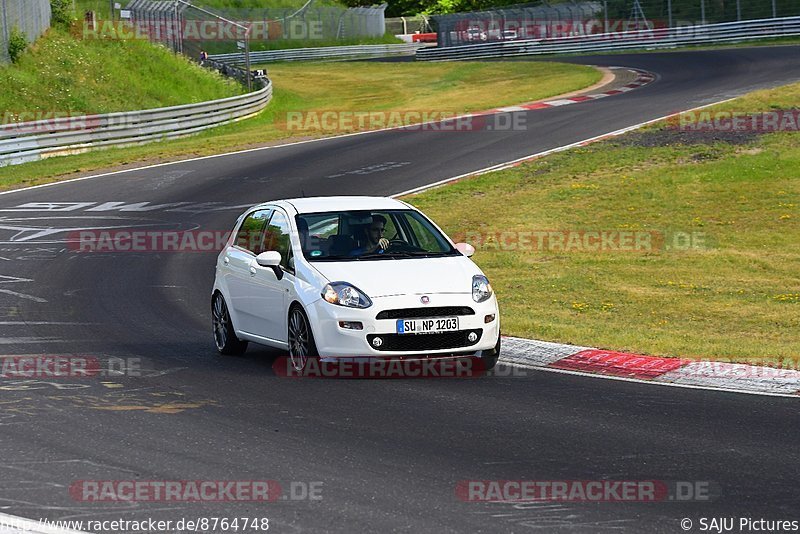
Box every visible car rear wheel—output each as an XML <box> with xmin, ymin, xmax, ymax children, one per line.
<box><xmin>288</xmin><ymin>306</ymin><xmax>318</xmax><ymax>371</ymax></box>
<box><xmin>212</xmin><ymin>293</ymin><xmax>248</xmax><ymax>356</ymax></box>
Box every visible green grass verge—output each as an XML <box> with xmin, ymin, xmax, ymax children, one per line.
<box><xmin>0</xmin><ymin>28</ymin><xmax>243</xmax><ymax>115</ymax></box>
<box><xmin>0</xmin><ymin>60</ymin><xmax>600</xmax><ymax>190</ymax></box>
<box><xmin>405</xmin><ymin>82</ymin><xmax>800</xmax><ymax>366</ymax></box>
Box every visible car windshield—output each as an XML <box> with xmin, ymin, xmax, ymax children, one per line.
<box><xmin>296</xmin><ymin>209</ymin><xmax>458</xmax><ymax>261</ymax></box>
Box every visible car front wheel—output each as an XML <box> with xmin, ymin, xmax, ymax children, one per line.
<box><xmin>288</xmin><ymin>306</ymin><xmax>318</xmax><ymax>371</ymax></box>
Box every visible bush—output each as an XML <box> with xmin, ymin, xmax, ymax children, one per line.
<box><xmin>8</xmin><ymin>27</ymin><xmax>28</xmax><ymax>63</ymax></box>
<box><xmin>50</xmin><ymin>0</ymin><xmax>74</xmax><ymax>29</ymax></box>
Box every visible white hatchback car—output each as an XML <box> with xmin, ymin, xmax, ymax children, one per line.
<box><xmin>212</xmin><ymin>196</ymin><xmax>500</xmax><ymax>371</ymax></box>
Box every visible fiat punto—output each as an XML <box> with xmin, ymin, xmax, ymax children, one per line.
<box><xmin>211</xmin><ymin>196</ymin><xmax>500</xmax><ymax>371</ymax></box>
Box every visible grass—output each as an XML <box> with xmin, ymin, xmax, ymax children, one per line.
<box><xmin>262</xmin><ymin>61</ymin><xmax>600</xmax><ymax>115</ymax></box>
<box><xmin>405</xmin><ymin>82</ymin><xmax>800</xmax><ymax>366</ymax></box>
<box><xmin>0</xmin><ymin>28</ymin><xmax>243</xmax><ymax>115</ymax></box>
<box><xmin>0</xmin><ymin>60</ymin><xmax>600</xmax><ymax>190</ymax></box>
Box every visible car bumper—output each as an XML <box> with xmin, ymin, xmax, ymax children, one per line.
<box><xmin>306</xmin><ymin>293</ymin><xmax>500</xmax><ymax>358</ymax></box>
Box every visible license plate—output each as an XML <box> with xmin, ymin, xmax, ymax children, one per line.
<box><xmin>396</xmin><ymin>317</ymin><xmax>459</xmax><ymax>334</ymax></box>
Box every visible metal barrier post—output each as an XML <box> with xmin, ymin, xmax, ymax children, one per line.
<box><xmin>668</xmin><ymin>0</ymin><xmax>673</xmax><ymax>28</ymax></box>
<box><xmin>244</xmin><ymin>26</ymin><xmax>251</xmax><ymax>92</ymax></box>
<box><xmin>1</xmin><ymin>0</ymin><xmax>8</xmax><ymax>59</ymax></box>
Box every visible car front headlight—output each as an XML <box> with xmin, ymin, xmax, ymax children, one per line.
<box><xmin>322</xmin><ymin>282</ymin><xmax>372</xmax><ymax>309</ymax></box>
<box><xmin>472</xmin><ymin>275</ymin><xmax>493</xmax><ymax>303</ymax></box>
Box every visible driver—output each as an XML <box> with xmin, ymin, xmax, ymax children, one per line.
<box><xmin>351</xmin><ymin>214</ymin><xmax>390</xmax><ymax>255</ymax></box>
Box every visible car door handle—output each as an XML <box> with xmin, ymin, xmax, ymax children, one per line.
<box><xmin>223</xmin><ymin>257</ymin><xmax>230</xmax><ymax>265</ymax></box>
<box><xmin>249</xmin><ymin>266</ymin><xmax>257</xmax><ymax>276</ymax></box>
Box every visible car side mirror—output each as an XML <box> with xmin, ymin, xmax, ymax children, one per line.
<box><xmin>454</xmin><ymin>242</ymin><xmax>475</xmax><ymax>257</ymax></box>
<box><xmin>255</xmin><ymin>251</ymin><xmax>283</xmax><ymax>280</ymax></box>
<box><xmin>256</xmin><ymin>251</ymin><xmax>281</xmax><ymax>267</ymax></box>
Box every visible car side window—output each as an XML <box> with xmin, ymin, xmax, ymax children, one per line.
<box><xmin>263</xmin><ymin>210</ymin><xmax>292</xmax><ymax>269</ymax></box>
<box><xmin>382</xmin><ymin>214</ymin><xmax>399</xmax><ymax>241</ymax></box>
<box><xmin>236</xmin><ymin>209</ymin><xmax>271</xmax><ymax>254</ymax></box>
<box><xmin>401</xmin><ymin>212</ymin><xmax>452</xmax><ymax>253</ymax></box>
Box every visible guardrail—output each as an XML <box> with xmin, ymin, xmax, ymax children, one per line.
<box><xmin>0</xmin><ymin>76</ymin><xmax>272</xmax><ymax>168</ymax></box>
<box><xmin>417</xmin><ymin>16</ymin><xmax>800</xmax><ymax>61</ymax></box>
<box><xmin>212</xmin><ymin>43</ymin><xmax>425</xmax><ymax>64</ymax></box>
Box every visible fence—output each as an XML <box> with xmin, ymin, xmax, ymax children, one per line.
<box><xmin>123</xmin><ymin>0</ymin><xmax>191</xmax><ymax>54</ymax></box>
<box><xmin>433</xmin><ymin>1</ymin><xmax>601</xmax><ymax>47</ymax></box>
<box><xmin>0</xmin><ymin>74</ymin><xmax>272</xmax><ymax>167</ymax></box>
<box><xmin>417</xmin><ymin>15</ymin><xmax>800</xmax><ymax>60</ymax></box>
<box><xmin>0</xmin><ymin>0</ymin><xmax>51</xmax><ymax>63</ymax></box>
<box><xmin>432</xmin><ymin>0</ymin><xmax>800</xmax><ymax>47</ymax></box>
<box><xmin>385</xmin><ymin>15</ymin><xmax>432</xmax><ymax>35</ymax></box>
<box><xmin>212</xmin><ymin>42</ymin><xmax>424</xmax><ymax>64</ymax></box>
<box><xmin>122</xmin><ymin>0</ymin><xmax>388</xmax><ymax>58</ymax></box>
<box><xmin>600</xmin><ymin>0</ymin><xmax>800</xmax><ymax>25</ymax></box>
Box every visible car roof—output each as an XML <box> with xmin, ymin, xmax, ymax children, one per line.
<box><xmin>263</xmin><ymin>196</ymin><xmax>410</xmax><ymax>215</ymax></box>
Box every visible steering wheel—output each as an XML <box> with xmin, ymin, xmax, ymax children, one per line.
<box><xmin>387</xmin><ymin>238</ymin><xmax>408</xmax><ymax>248</ymax></box>
<box><xmin>385</xmin><ymin>239</ymin><xmax>428</xmax><ymax>253</ymax></box>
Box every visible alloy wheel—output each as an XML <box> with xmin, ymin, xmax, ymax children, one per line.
<box><xmin>288</xmin><ymin>309</ymin><xmax>310</xmax><ymax>371</ymax></box>
<box><xmin>212</xmin><ymin>295</ymin><xmax>228</xmax><ymax>351</ymax></box>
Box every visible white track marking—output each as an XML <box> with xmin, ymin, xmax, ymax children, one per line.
<box><xmin>0</xmin><ymin>290</ymin><xmax>47</xmax><ymax>303</ymax></box>
<box><xmin>392</xmin><ymin>97</ymin><xmax>737</xmax><ymax>198</ymax></box>
<box><xmin>0</xmin><ymin>67</ymin><xmax>631</xmax><ymax>199</ymax></box>
<box><xmin>500</xmin><ymin>361</ymin><xmax>800</xmax><ymax>399</ymax></box>
<box><xmin>0</xmin><ymin>322</ymin><xmax>92</xmax><ymax>325</ymax></box>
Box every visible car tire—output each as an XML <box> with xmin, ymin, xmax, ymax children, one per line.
<box><xmin>288</xmin><ymin>305</ymin><xmax>318</xmax><ymax>372</ymax></box>
<box><xmin>480</xmin><ymin>336</ymin><xmax>501</xmax><ymax>371</ymax></box>
<box><xmin>212</xmin><ymin>292</ymin><xmax>248</xmax><ymax>356</ymax></box>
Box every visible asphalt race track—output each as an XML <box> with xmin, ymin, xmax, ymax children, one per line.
<box><xmin>1</xmin><ymin>47</ymin><xmax>799</xmax><ymax>533</ymax></box>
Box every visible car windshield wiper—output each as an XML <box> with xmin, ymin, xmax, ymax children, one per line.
<box><xmin>308</xmin><ymin>254</ymin><xmax>361</xmax><ymax>261</ymax></box>
<box><xmin>403</xmin><ymin>251</ymin><xmax>454</xmax><ymax>256</ymax></box>
<box><xmin>358</xmin><ymin>251</ymin><xmax>411</xmax><ymax>259</ymax></box>
<box><xmin>311</xmin><ymin>250</ymin><xmax>458</xmax><ymax>261</ymax></box>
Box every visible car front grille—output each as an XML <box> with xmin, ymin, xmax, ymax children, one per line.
<box><xmin>366</xmin><ymin>329</ymin><xmax>483</xmax><ymax>352</ymax></box>
<box><xmin>376</xmin><ymin>306</ymin><xmax>475</xmax><ymax>320</ymax></box>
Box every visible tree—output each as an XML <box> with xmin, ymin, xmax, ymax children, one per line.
<box><xmin>51</xmin><ymin>0</ymin><xmax>75</xmax><ymax>29</ymax></box>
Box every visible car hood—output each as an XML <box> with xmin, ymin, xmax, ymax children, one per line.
<box><xmin>310</xmin><ymin>255</ymin><xmax>481</xmax><ymax>298</ymax></box>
